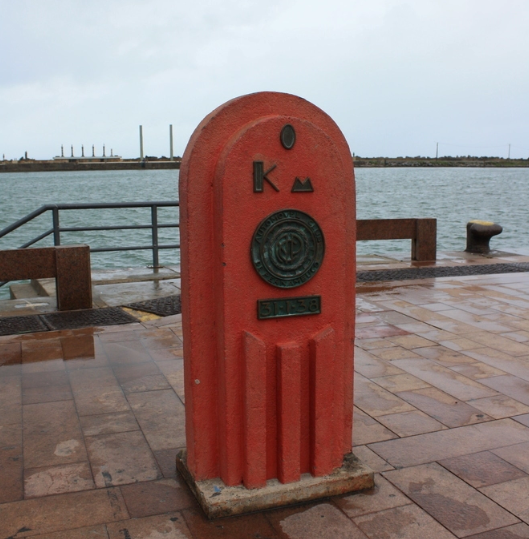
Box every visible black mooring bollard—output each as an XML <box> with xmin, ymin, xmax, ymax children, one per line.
<box><xmin>465</xmin><ymin>220</ymin><xmax>503</xmax><ymax>254</ymax></box>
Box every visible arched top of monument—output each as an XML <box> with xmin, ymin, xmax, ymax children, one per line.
<box><xmin>180</xmin><ymin>92</ymin><xmax>352</xmax><ymax>194</ymax></box>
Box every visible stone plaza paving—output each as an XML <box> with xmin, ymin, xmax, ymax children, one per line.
<box><xmin>3</xmin><ymin>268</ymin><xmax>529</xmax><ymax>537</ymax></box>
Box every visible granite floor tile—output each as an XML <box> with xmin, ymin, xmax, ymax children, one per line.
<box><xmin>492</xmin><ymin>441</ymin><xmax>529</xmax><ymax>474</ymax></box>
<box><xmin>436</xmin><ymin>309</ymin><xmax>514</xmax><ymax>333</ymax></box>
<box><xmin>468</xmin><ymin>395</ymin><xmax>529</xmax><ymax>419</ymax></box>
<box><xmin>513</xmin><ymin>414</ymin><xmax>529</xmax><ymax>428</ymax></box>
<box><xmin>79</xmin><ymin>411</ymin><xmax>140</xmax><ymax>437</ymax></box>
<box><xmin>356</xmin><ymin>325</ymin><xmax>410</xmax><ymax>340</ymax></box>
<box><xmin>462</xmin><ymin>349</ymin><xmax>529</xmax><ymax>382</ymax></box>
<box><xmin>369</xmin><ymin>419</ymin><xmax>529</xmax><ymax>468</ymax></box>
<box><xmin>265</xmin><ymin>502</ymin><xmax>365</xmax><ymax>539</ymax></box>
<box><xmin>353</xmin><ymin>407</ymin><xmax>398</xmax><ymax>446</ymax></box>
<box><xmin>464</xmin><ymin>332</ymin><xmax>529</xmax><ymax>357</ymax></box>
<box><xmin>370</xmin><ymin>346</ymin><xmax>421</xmax><ymax>361</ymax></box>
<box><xmin>22</xmin><ymin>384</ymin><xmax>73</xmax><ymax>405</ymax></box>
<box><xmin>121</xmin><ymin>374</ymin><xmax>172</xmax><ymax>394</ymax></box>
<box><xmin>354</xmin><ymin>374</ymin><xmax>416</xmax><ymax>417</ymax></box>
<box><xmin>137</xmin><ymin>328</ymin><xmax>183</xmax><ymax>350</ymax></box>
<box><xmin>439</xmin><ymin>337</ymin><xmax>483</xmax><ymax>352</ymax></box>
<box><xmin>355</xmin><ymin>338</ymin><xmax>396</xmax><ymax>350</ymax></box>
<box><xmin>439</xmin><ymin>451</ymin><xmax>527</xmax><ymax>488</ymax></box>
<box><xmin>153</xmin><ymin>448</ymin><xmax>179</xmax><ymax>479</ymax></box>
<box><xmin>86</xmin><ymin>430</ymin><xmax>161</xmax><ymax>487</ymax></box>
<box><xmin>387</xmin><ymin>334</ymin><xmax>435</xmax><ymax>349</ymax></box>
<box><xmin>184</xmin><ymin>506</ymin><xmax>280</xmax><ymax>539</ymax></box>
<box><xmin>0</xmin><ymin>374</ymin><xmax>22</xmax><ymax>426</ymax></box>
<box><xmin>128</xmin><ymin>389</ymin><xmax>186</xmax><ymax>451</ymax></box>
<box><xmin>0</xmin><ymin>423</ymin><xmax>23</xmax><ymax>503</ymax></box>
<box><xmin>149</xmin><ymin>359</ymin><xmax>185</xmax><ymax>403</ymax></box>
<box><xmin>415</xmin><ymin>345</ymin><xmax>477</xmax><ymax>366</ymax></box>
<box><xmin>69</xmin><ymin>367</ymin><xmax>130</xmax><ymax>416</ymax></box>
<box><xmin>372</xmin><ymin>373</ymin><xmax>431</xmax><ymax>393</ymax></box>
<box><xmin>25</xmin><ymin>525</ymin><xmax>109</xmax><ymax>539</ymax></box>
<box><xmin>0</xmin><ymin>488</ymin><xmax>129</xmax><ymax>537</ymax></box>
<box><xmin>500</xmin><ymin>331</ymin><xmax>529</xmax><ymax>343</ymax></box>
<box><xmin>480</xmin><ymin>376</ymin><xmax>529</xmax><ymax>406</ymax></box>
<box><xmin>463</xmin><ymin>523</ymin><xmax>529</xmax><ymax>538</ymax></box>
<box><xmin>376</xmin><ymin>410</ymin><xmax>446</xmax><ymax>437</ymax></box>
<box><xmin>450</xmin><ymin>362</ymin><xmax>506</xmax><ymax>380</ymax></box>
<box><xmin>23</xmin><ymin>400</ymin><xmax>87</xmax><ymax>469</ymax></box>
<box><xmin>396</xmin><ymin>387</ymin><xmax>491</xmax><ymax>428</ymax></box>
<box><xmin>24</xmin><ymin>462</ymin><xmax>95</xmax><ymax>498</ymax></box>
<box><xmin>392</xmin><ymin>358</ymin><xmax>499</xmax><ymax>401</ymax></box>
<box><xmin>22</xmin><ymin>370</ymin><xmax>69</xmax><ymax>389</ymax></box>
<box><xmin>107</xmin><ymin>512</ymin><xmax>192</xmax><ymax>538</ymax></box>
<box><xmin>353</xmin><ymin>503</ymin><xmax>458</xmax><ymax>539</ymax></box>
<box><xmin>61</xmin><ymin>334</ymin><xmax>97</xmax><ymax>360</ymax></box>
<box><xmin>353</xmin><ymin>446</ymin><xmax>394</xmax><ymax>473</ymax></box>
<box><xmin>148</xmin><ymin>347</ymin><xmax>184</xmax><ymax>361</ymax></box>
<box><xmin>0</xmin><ymin>341</ymin><xmax>21</xmax><ymax>368</ymax></box>
<box><xmin>120</xmin><ymin>478</ymin><xmax>196</xmax><ymax>517</ymax></box>
<box><xmin>354</xmin><ymin>348</ymin><xmax>404</xmax><ymax>378</ymax></box>
<box><xmin>112</xmin><ymin>361</ymin><xmax>161</xmax><ymax>383</ymax></box>
<box><xmin>335</xmin><ymin>474</ymin><xmax>411</xmax><ymax>517</ymax></box>
<box><xmin>384</xmin><ymin>462</ymin><xmax>519</xmax><ymax>537</ymax></box>
<box><xmin>103</xmin><ymin>340</ymin><xmax>153</xmax><ymax>365</ymax></box>
<box><xmin>480</xmin><ymin>477</ymin><xmax>529</xmax><ymax>524</ymax></box>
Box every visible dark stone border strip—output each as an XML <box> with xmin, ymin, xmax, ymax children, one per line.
<box><xmin>357</xmin><ymin>262</ymin><xmax>529</xmax><ymax>283</ymax></box>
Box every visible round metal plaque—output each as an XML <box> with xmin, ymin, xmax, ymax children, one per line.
<box><xmin>251</xmin><ymin>209</ymin><xmax>325</xmax><ymax>288</ymax></box>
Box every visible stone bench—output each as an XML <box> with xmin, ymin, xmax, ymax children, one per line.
<box><xmin>0</xmin><ymin>245</ymin><xmax>92</xmax><ymax>311</ymax></box>
<box><xmin>357</xmin><ymin>218</ymin><xmax>437</xmax><ymax>261</ymax></box>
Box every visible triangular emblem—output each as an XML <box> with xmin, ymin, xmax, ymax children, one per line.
<box><xmin>291</xmin><ymin>177</ymin><xmax>314</xmax><ymax>192</ymax></box>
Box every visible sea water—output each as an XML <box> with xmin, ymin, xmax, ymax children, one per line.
<box><xmin>0</xmin><ymin>167</ymin><xmax>528</xmax><ymax>297</ymax></box>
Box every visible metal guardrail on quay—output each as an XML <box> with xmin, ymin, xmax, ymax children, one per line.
<box><xmin>0</xmin><ymin>202</ymin><xmax>180</xmax><ymax>288</ymax></box>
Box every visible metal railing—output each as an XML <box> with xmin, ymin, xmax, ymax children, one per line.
<box><xmin>0</xmin><ymin>202</ymin><xmax>180</xmax><ymax>288</ymax></box>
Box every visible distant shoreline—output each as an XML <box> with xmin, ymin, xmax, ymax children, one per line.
<box><xmin>1</xmin><ymin>156</ymin><xmax>528</xmax><ymax>173</ymax></box>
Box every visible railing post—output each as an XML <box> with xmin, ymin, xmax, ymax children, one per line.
<box><xmin>52</xmin><ymin>207</ymin><xmax>61</xmax><ymax>246</ymax></box>
<box><xmin>151</xmin><ymin>205</ymin><xmax>159</xmax><ymax>267</ymax></box>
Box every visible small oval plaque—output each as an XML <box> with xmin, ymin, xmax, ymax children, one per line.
<box><xmin>280</xmin><ymin>124</ymin><xmax>296</xmax><ymax>150</ymax></box>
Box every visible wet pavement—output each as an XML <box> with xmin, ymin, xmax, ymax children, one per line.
<box><xmin>3</xmin><ymin>265</ymin><xmax>529</xmax><ymax>536</ymax></box>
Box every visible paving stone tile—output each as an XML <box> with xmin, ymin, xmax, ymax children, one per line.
<box><xmin>356</xmin><ymin>325</ymin><xmax>410</xmax><ymax>340</ymax></box>
<box><xmin>463</xmin><ymin>523</ymin><xmax>529</xmax><ymax>538</ymax></box>
<box><xmin>354</xmin><ymin>347</ymin><xmax>405</xmax><ymax>378</ymax></box>
<box><xmin>153</xmin><ymin>448</ymin><xmax>179</xmax><ymax>479</ymax></box>
<box><xmin>369</xmin><ymin>419</ymin><xmax>529</xmax><ymax>468</ymax></box>
<box><xmin>112</xmin><ymin>361</ymin><xmax>161</xmax><ymax>383</ymax></box>
<box><xmin>437</xmin><ymin>309</ymin><xmax>514</xmax><ymax>333</ymax></box>
<box><xmin>128</xmin><ymin>389</ymin><xmax>186</xmax><ymax>450</ymax></box>
<box><xmin>107</xmin><ymin>512</ymin><xmax>192</xmax><ymax>538</ymax></box>
<box><xmin>0</xmin><ymin>374</ymin><xmax>22</xmax><ymax>426</ymax></box>
<box><xmin>353</xmin><ymin>407</ymin><xmax>398</xmax><ymax>446</ymax></box>
<box><xmin>103</xmin><ymin>340</ymin><xmax>152</xmax><ymax>365</ymax></box>
<box><xmin>384</xmin><ymin>462</ymin><xmax>519</xmax><ymax>537</ymax></box>
<box><xmin>370</xmin><ymin>346</ymin><xmax>421</xmax><ymax>360</ymax></box>
<box><xmin>450</xmin><ymin>362</ymin><xmax>507</xmax><ymax>380</ymax></box>
<box><xmin>120</xmin><ymin>478</ymin><xmax>196</xmax><ymax>517</ymax></box>
<box><xmin>480</xmin><ymin>477</ymin><xmax>529</xmax><ymax>524</ymax></box>
<box><xmin>480</xmin><ymin>376</ymin><xmax>529</xmax><ymax>406</ymax></box>
<box><xmin>0</xmin><ymin>423</ymin><xmax>23</xmax><ymax>503</ymax></box>
<box><xmin>464</xmin><ymin>332</ymin><xmax>529</xmax><ymax>357</ymax></box>
<box><xmin>79</xmin><ymin>411</ymin><xmax>140</xmax><ymax>437</ymax></box>
<box><xmin>335</xmin><ymin>474</ymin><xmax>410</xmax><ymax>517</ymax></box>
<box><xmin>387</xmin><ymin>334</ymin><xmax>435</xmax><ymax>349</ymax></box>
<box><xmin>439</xmin><ymin>451</ymin><xmax>527</xmax><ymax>488</ymax></box>
<box><xmin>0</xmin><ymin>488</ymin><xmax>129</xmax><ymax>537</ymax></box>
<box><xmin>156</xmin><ymin>359</ymin><xmax>185</xmax><ymax>403</ymax></box>
<box><xmin>61</xmin><ymin>334</ymin><xmax>100</xmax><ymax>362</ymax></box>
<box><xmin>513</xmin><ymin>414</ymin><xmax>529</xmax><ymax>428</ymax></box>
<box><xmin>439</xmin><ymin>337</ymin><xmax>483</xmax><ymax>352</ymax></box>
<box><xmin>266</xmin><ymin>502</ymin><xmax>366</xmax><ymax>539</ymax></box>
<box><xmin>462</xmin><ymin>349</ymin><xmax>529</xmax><ymax>382</ymax></box>
<box><xmin>184</xmin><ymin>506</ymin><xmax>280</xmax><ymax>538</ymax></box>
<box><xmin>468</xmin><ymin>396</ymin><xmax>529</xmax><ymax>419</ymax></box>
<box><xmin>137</xmin><ymin>328</ymin><xmax>183</xmax><ymax>350</ymax></box>
<box><xmin>23</xmin><ymin>384</ymin><xmax>73</xmax><ymax>405</ymax></box>
<box><xmin>354</xmin><ymin>374</ymin><xmax>416</xmax><ymax>417</ymax></box>
<box><xmin>493</xmin><ymin>442</ymin><xmax>529</xmax><ymax>474</ymax></box>
<box><xmin>353</xmin><ymin>503</ymin><xmax>458</xmax><ymax>539</ymax></box>
<box><xmin>27</xmin><ymin>525</ymin><xmax>109</xmax><ymax>539</ymax></box>
<box><xmin>376</xmin><ymin>410</ymin><xmax>446</xmax><ymax>437</ymax></box>
<box><xmin>415</xmin><ymin>345</ymin><xmax>477</xmax><ymax>366</ymax></box>
<box><xmin>353</xmin><ymin>446</ymin><xmax>394</xmax><ymax>473</ymax></box>
<box><xmin>86</xmin><ymin>430</ymin><xmax>161</xmax><ymax>487</ymax></box>
<box><xmin>355</xmin><ymin>338</ymin><xmax>395</xmax><ymax>350</ymax></box>
<box><xmin>149</xmin><ymin>347</ymin><xmax>184</xmax><ymax>361</ymax></box>
<box><xmin>23</xmin><ymin>400</ymin><xmax>87</xmax><ymax>469</ymax></box>
<box><xmin>24</xmin><ymin>462</ymin><xmax>95</xmax><ymax>498</ymax></box>
<box><xmin>69</xmin><ymin>367</ymin><xmax>130</xmax><ymax>416</ymax></box>
<box><xmin>372</xmin><ymin>373</ymin><xmax>430</xmax><ymax>393</ymax></box>
<box><xmin>397</xmin><ymin>387</ymin><xmax>491</xmax><ymax>428</ymax></box>
<box><xmin>392</xmin><ymin>358</ymin><xmax>499</xmax><ymax>401</ymax></box>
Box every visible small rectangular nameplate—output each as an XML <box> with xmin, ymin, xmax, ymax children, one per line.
<box><xmin>257</xmin><ymin>295</ymin><xmax>321</xmax><ymax>320</ymax></box>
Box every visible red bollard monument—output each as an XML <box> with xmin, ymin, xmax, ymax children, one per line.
<box><xmin>176</xmin><ymin>92</ymin><xmax>373</xmax><ymax>518</ymax></box>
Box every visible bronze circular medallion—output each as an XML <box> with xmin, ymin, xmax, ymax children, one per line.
<box><xmin>251</xmin><ymin>209</ymin><xmax>325</xmax><ymax>288</ymax></box>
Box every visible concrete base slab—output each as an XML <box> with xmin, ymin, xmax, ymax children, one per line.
<box><xmin>176</xmin><ymin>449</ymin><xmax>374</xmax><ymax>519</ymax></box>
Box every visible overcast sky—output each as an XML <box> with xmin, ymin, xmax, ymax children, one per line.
<box><xmin>1</xmin><ymin>0</ymin><xmax>528</xmax><ymax>160</ymax></box>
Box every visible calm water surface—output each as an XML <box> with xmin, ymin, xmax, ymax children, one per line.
<box><xmin>1</xmin><ymin>167</ymin><xmax>528</xmax><ymax>275</ymax></box>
